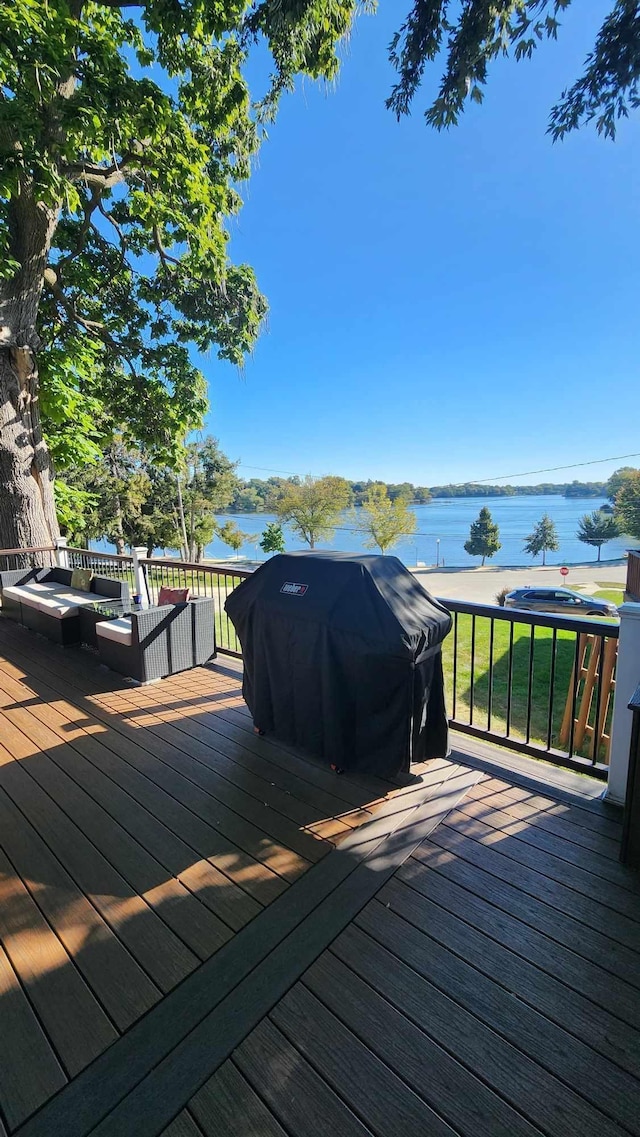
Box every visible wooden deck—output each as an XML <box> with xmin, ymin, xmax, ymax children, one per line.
<box><xmin>0</xmin><ymin>614</ymin><xmax>638</xmax><ymax>1136</ymax></box>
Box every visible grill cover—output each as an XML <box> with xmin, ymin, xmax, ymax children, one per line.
<box><xmin>225</xmin><ymin>551</ymin><xmax>452</xmax><ymax>779</ymax></box>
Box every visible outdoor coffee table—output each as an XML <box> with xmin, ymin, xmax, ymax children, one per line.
<box><xmin>79</xmin><ymin>598</ymin><xmax>148</xmax><ymax>648</ymax></box>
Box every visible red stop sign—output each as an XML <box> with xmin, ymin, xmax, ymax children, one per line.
<box><xmin>560</xmin><ymin>566</ymin><xmax>569</xmax><ymax>577</ymax></box>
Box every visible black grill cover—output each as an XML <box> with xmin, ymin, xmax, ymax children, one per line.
<box><xmin>225</xmin><ymin>551</ymin><xmax>452</xmax><ymax>780</ymax></box>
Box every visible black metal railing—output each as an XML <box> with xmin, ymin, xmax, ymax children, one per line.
<box><xmin>2</xmin><ymin>544</ymin><xmax>620</xmax><ymax>776</ymax></box>
<box><xmin>441</xmin><ymin>599</ymin><xmax>619</xmax><ymax>778</ymax></box>
<box><xmin>142</xmin><ymin>557</ymin><xmax>252</xmax><ymax>656</ymax></box>
<box><xmin>67</xmin><ymin>547</ymin><xmax>134</xmax><ymax>585</ymax></box>
<box><xmin>0</xmin><ymin>545</ymin><xmax>56</xmax><ymax>572</ymax></box>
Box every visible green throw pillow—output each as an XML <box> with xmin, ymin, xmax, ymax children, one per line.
<box><xmin>71</xmin><ymin>567</ymin><xmax>93</xmax><ymax>593</ymax></box>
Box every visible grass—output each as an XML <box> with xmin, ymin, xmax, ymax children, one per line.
<box><xmin>593</xmin><ymin>589</ymin><xmax>625</xmax><ymax>605</ymax></box>
<box><xmin>440</xmin><ymin>613</ymin><xmax>615</xmax><ymax>764</ymax></box>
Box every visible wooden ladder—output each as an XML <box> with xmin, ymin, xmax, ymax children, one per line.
<box><xmin>559</xmin><ymin>633</ymin><xmax>617</xmax><ymax>764</ymax></box>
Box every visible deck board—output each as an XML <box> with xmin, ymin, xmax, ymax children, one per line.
<box><xmin>353</xmin><ymin>898</ymin><xmax>640</xmax><ymax>1134</ymax></box>
<box><xmin>1</xmin><ymin>614</ymin><xmax>638</xmax><ymax>1137</ymax></box>
<box><xmin>425</xmin><ymin>819</ymin><xmax>640</xmax><ymax>947</ymax></box>
<box><xmin>0</xmin><ymin>617</ymin><xmax>462</xmax><ymax>1134</ymax></box>
<box><xmin>189</xmin><ymin>1060</ymin><xmax>288</xmax><ymax>1137</ymax></box>
<box><xmin>466</xmin><ymin>780</ymin><xmax>623</xmax><ymax>856</ymax></box>
<box><xmin>0</xmin><ymin>843</ymin><xmax>117</xmax><ymax>1075</ymax></box>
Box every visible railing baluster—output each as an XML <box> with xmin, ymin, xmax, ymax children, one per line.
<box><xmin>506</xmin><ymin>621</ymin><xmax>514</xmax><ymax>737</ymax></box>
<box><xmin>525</xmin><ymin>624</ymin><xmax>535</xmax><ymax>744</ymax></box>
<box><xmin>452</xmin><ymin>611</ymin><xmax>458</xmax><ymax>720</ymax></box>
<box><xmin>469</xmin><ymin>614</ymin><xmax>476</xmax><ymax>726</ymax></box>
<box><xmin>487</xmin><ymin>616</ymin><xmax>494</xmax><ymax>732</ymax></box>
<box><xmin>546</xmin><ymin>628</ymin><xmax>557</xmax><ymax>751</ymax></box>
<box><xmin>568</xmin><ymin>633</ymin><xmax>581</xmax><ymax>760</ymax></box>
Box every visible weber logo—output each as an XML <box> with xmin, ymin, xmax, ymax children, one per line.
<box><xmin>280</xmin><ymin>582</ymin><xmax>308</xmax><ymax>597</ymax></box>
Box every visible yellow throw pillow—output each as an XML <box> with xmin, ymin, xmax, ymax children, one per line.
<box><xmin>71</xmin><ymin>567</ymin><xmax>93</xmax><ymax>593</ymax></box>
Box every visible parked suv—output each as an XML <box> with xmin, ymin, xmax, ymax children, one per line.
<box><xmin>504</xmin><ymin>587</ymin><xmax>618</xmax><ymax>618</ymax></box>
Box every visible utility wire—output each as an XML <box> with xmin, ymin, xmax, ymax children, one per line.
<box><xmin>236</xmin><ymin>451</ymin><xmax>640</xmax><ymax>484</ymax></box>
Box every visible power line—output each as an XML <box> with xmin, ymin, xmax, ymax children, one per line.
<box><xmin>235</xmin><ymin>452</ymin><xmax>640</xmax><ymax>485</ymax></box>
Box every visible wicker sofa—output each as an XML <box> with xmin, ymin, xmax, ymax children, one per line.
<box><xmin>96</xmin><ymin>597</ymin><xmax>216</xmax><ymax>682</ymax></box>
<box><xmin>0</xmin><ymin>566</ymin><xmax>129</xmax><ymax>646</ymax></box>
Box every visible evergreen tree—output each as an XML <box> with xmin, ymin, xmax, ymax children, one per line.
<box><xmin>260</xmin><ymin>522</ymin><xmax>286</xmax><ymax>556</ymax></box>
<box><xmin>523</xmin><ymin>514</ymin><xmax>559</xmax><ymax>566</ymax></box>
<box><xmin>464</xmin><ymin>507</ymin><xmax>501</xmax><ymax>566</ymax></box>
<box><xmin>577</xmin><ymin>511</ymin><xmax>620</xmax><ymax>561</ymax></box>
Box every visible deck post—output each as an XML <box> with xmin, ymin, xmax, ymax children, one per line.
<box><xmin>606</xmin><ymin>602</ymin><xmax>640</xmax><ymax>805</ymax></box>
<box><xmin>54</xmin><ymin>536</ymin><xmax>69</xmax><ymax>569</ymax></box>
<box><xmin>132</xmin><ymin>547</ymin><xmax>151</xmax><ymax>606</ymax></box>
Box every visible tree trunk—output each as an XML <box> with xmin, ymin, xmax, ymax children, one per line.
<box><xmin>481</xmin><ymin>554</ymin><xmax>486</xmax><ymax>566</ymax></box>
<box><xmin>175</xmin><ymin>476</ymin><xmax>189</xmax><ymax>560</ymax></box>
<box><xmin>0</xmin><ymin>185</ymin><xmax>60</xmax><ymax>553</ymax></box>
<box><xmin>542</xmin><ymin>549</ymin><xmax>546</xmax><ymax>566</ymax></box>
<box><xmin>597</xmin><ymin>545</ymin><xmax>602</xmax><ymax>562</ymax></box>
<box><xmin>0</xmin><ymin>345</ymin><xmax>59</xmax><ymax>552</ymax></box>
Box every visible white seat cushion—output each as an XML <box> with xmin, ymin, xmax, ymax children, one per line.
<box><xmin>2</xmin><ymin>585</ymin><xmax>30</xmax><ymax>603</ymax></box>
<box><xmin>53</xmin><ymin>589</ymin><xmax>98</xmax><ymax>606</ymax></box>
<box><xmin>35</xmin><ymin>596</ymin><xmax>81</xmax><ymax>619</ymax></box>
<box><xmin>96</xmin><ymin>618</ymin><xmax>132</xmax><ymax>646</ymax></box>
<box><xmin>2</xmin><ymin>582</ymin><xmax>64</xmax><ymax>607</ymax></box>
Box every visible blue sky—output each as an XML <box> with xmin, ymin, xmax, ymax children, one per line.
<box><xmin>202</xmin><ymin>1</ymin><xmax>639</xmax><ymax>487</ymax></box>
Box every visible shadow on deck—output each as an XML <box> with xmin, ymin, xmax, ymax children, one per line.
<box><xmin>0</xmin><ymin>615</ymin><xmax>637</xmax><ymax>1137</ymax></box>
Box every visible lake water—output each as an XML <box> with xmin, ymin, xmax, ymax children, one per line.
<box><xmin>200</xmin><ymin>495</ymin><xmax>630</xmax><ymax>567</ymax></box>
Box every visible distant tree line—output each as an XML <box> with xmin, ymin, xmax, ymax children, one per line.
<box><xmin>229</xmin><ymin>477</ymin><xmax>433</xmax><ymax>512</ymax></box>
<box><xmin>429</xmin><ymin>480</ymin><xmax>607</xmax><ymax>500</ymax></box>
<box><xmin>228</xmin><ymin>476</ymin><xmax>609</xmax><ymax>512</ymax></box>
<box><xmin>64</xmin><ymin>441</ymin><xmax>640</xmax><ymax>564</ymax></box>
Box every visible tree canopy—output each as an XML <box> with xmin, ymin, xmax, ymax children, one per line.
<box><xmin>217</xmin><ymin>519</ymin><xmax>253</xmax><ymax>557</ymax></box>
<box><xmin>464</xmin><ymin>506</ymin><xmax>501</xmax><ymax>566</ymax></box>
<box><xmin>576</xmin><ymin>510</ymin><xmax>620</xmax><ymax>560</ymax></box>
<box><xmin>356</xmin><ymin>483</ymin><xmax>417</xmax><ymax>554</ymax></box>
<box><xmin>260</xmin><ymin>522</ymin><xmax>286</xmax><ymax>556</ymax></box>
<box><xmin>607</xmin><ymin>466</ymin><xmax>640</xmax><ymax>501</ymax></box>
<box><xmin>614</xmin><ymin>471</ymin><xmax>640</xmax><ymax>541</ymax></box>
<box><xmin>275</xmin><ymin>475</ymin><xmax>351</xmax><ymax>549</ymax></box>
<box><xmin>0</xmin><ymin>0</ymin><xmax>359</xmax><ymax>550</ymax></box>
<box><xmin>523</xmin><ymin>514</ymin><xmax>559</xmax><ymax>565</ymax></box>
<box><xmin>387</xmin><ymin>0</ymin><xmax>640</xmax><ymax>140</ymax></box>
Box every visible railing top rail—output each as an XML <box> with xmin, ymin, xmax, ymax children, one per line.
<box><xmin>142</xmin><ymin>556</ymin><xmax>253</xmax><ymax>577</ymax></box>
<box><xmin>438</xmin><ymin>595</ymin><xmax>620</xmax><ymax>638</ymax></box>
<box><xmin>0</xmin><ymin>545</ymin><xmax>55</xmax><ymax>556</ymax></box>
<box><xmin>67</xmin><ymin>547</ymin><xmax>133</xmax><ymax>562</ymax></box>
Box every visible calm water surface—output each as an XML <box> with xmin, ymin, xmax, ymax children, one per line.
<box><xmin>202</xmin><ymin>495</ymin><xmax>629</xmax><ymax>568</ymax></box>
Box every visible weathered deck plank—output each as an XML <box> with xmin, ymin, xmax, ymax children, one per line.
<box><xmin>1</xmin><ymin>615</ymin><xmax>637</xmax><ymax>1137</ymax></box>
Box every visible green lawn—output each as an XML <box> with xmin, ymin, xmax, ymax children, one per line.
<box><xmin>593</xmin><ymin>589</ymin><xmax>625</xmax><ymax>605</ymax></box>
<box><xmin>441</xmin><ymin>613</ymin><xmax>615</xmax><ymax>764</ymax></box>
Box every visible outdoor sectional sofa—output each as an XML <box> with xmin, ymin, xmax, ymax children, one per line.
<box><xmin>95</xmin><ymin>597</ymin><xmax>216</xmax><ymax>683</ymax></box>
<box><xmin>0</xmin><ymin>566</ymin><xmax>129</xmax><ymax>645</ymax></box>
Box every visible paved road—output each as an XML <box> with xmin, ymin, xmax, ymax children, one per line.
<box><xmin>412</xmin><ymin>560</ymin><xmax>627</xmax><ymax>604</ymax></box>
<box><xmin>211</xmin><ymin>555</ymin><xmax>628</xmax><ymax>606</ymax></box>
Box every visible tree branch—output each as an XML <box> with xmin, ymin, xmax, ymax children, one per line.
<box><xmin>97</xmin><ymin>199</ymin><xmax>129</xmax><ymax>271</ymax></box>
<box><xmin>43</xmin><ymin>266</ymin><xmax>139</xmax><ymax>378</ymax></box>
<box><xmin>152</xmin><ymin>224</ymin><xmax>181</xmax><ymax>270</ymax></box>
